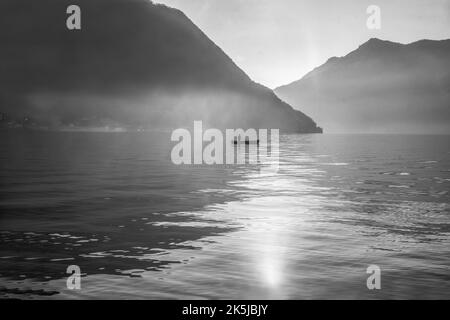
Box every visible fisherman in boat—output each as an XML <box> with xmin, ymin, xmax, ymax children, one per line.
<box><xmin>233</xmin><ymin>137</ymin><xmax>260</xmax><ymax>145</ymax></box>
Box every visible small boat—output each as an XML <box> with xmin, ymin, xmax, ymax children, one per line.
<box><xmin>233</xmin><ymin>138</ymin><xmax>260</xmax><ymax>145</ymax></box>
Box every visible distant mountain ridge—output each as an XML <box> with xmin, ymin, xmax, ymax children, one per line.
<box><xmin>275</xmin><ymin>38</ymin><xmax>450</xmax><ymax>133</ymax></box>
<box><xmin>0</xmin><ymin>0</ymin><xmax>322</xmax><ymax>133</ymax></box>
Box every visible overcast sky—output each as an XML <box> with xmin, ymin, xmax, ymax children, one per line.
<box><xmin>154</xmin><ymin>0</ymin><xmax>450</xmax><ymax>88</ymax></box>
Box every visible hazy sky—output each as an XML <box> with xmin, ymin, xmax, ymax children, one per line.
<box><xmin>154</xmin><ymin>0</ymin><xmax>450</xmax><ymax>88</ymax></box>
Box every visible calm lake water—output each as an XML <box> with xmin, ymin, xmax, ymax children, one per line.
<box><xmin>0</xmin><ymin>131</ymin><xmax>449</xmax><ymax>299</ymax></box>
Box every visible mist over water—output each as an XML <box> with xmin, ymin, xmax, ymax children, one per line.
<box><xmin>0</xmin><ymin>132</ymin><xmax>449</xmax><ymax>299</ymax></box>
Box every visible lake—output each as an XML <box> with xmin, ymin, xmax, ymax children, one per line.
<box><xmin>0</xmin><ymin>131</ymin><xmax>449</xmax><ymax>299</ymax></box>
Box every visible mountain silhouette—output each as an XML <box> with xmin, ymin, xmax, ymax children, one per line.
<box><xmin>275</xmin><ymin>38</ymin><xmax>450</xmax><ymax>133</ymax></box>
<box><xmin>0</xmin><ymin>0</ymin><xmax>321</xmax><ymax>133</ymax></box>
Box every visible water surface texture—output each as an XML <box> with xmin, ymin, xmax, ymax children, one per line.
<box><xmin>0</xmin><ymin>132</ymin><xmax>449</xmax><ymax>299</ymax></box>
